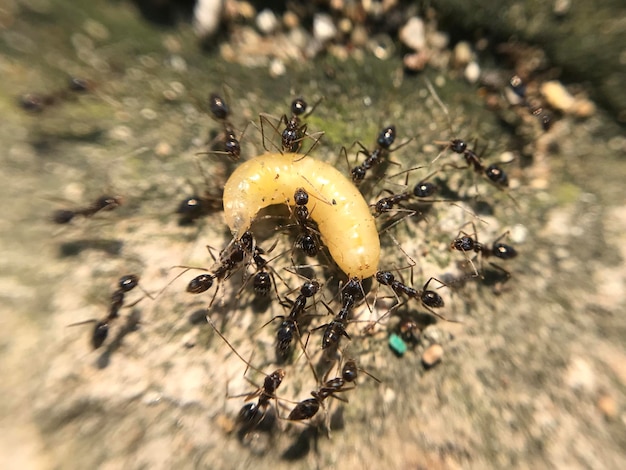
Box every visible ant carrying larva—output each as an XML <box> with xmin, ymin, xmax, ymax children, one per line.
<box><xmin>223</xmin><ymin>152</ymin><xmax>380</xmax><ymax>279</ymax></box>
<box><xmin>57</xmin><ymin>81</ymin><xmax>532</xmax><ymax>457</ymax></box>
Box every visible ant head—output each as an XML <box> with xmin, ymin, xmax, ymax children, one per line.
<box><xmin>343</xmin><ymin>277</ymin><xmax>364</xmax><ymax>301</ymax></box>
<box><xmin>351</xmin><ymin>166</ymin><xmax>367</xmax><ymax>182</ymax></box>
<box><xmin>209</xmin><ymin>93</ymin><xmax>229</xmax><ymax>120</ymax></box>
<box><xmin>95</xmin><ymin>195</ymin><xmax>122</xmax><ymax>211</ymax></box>
<box><xmin>239</xmin><ymin>232</ymin><xmax>255</xmax><ymax>252</ymax></box>
<box><xmin>301</xmin><ymin>280</ymin><xmax>320</xmax><ymax>297</ymax></box>
<box><xmin>294</xmin><ymin>187</ymin><xmax>309</xmax><ymax>206</ymax></box>
<box><xmin>377</xmin><ymin>125</ymin><xmax>396</xmax><ymax>148</ymax></box>
<box><xmin>69</xmin><ymin>77</ymin><xmax>90</xmax><ymax>92</ymax></box>
<box><xmin>375</xmin><ymin>198</ymin><xmax>394</xmax><ymax>213</ymax></box>
<box><xmin>449</xmin><ymin>139</ymin><xmax>467</xmax><ymax>154</ymax></box>
<box><xmin>177</xmin><ymin>196</ymin><xmax>201</xmax><ymax>213</ymax></box>
<box><xmin>375</xmin><ymin>270</ymin><xmax>394</xmax><ymax>286</ymax></box>
<box><xmin>451</xmin><ymin>236</ymin><xmax>475</xmax><ymax>252</ymax></box>
<box><xmin>224</xmin><ymin>135</ymin><xmax>241</xmax><ymax>159</ymax></box>
<box><xmin>291</xmin><ymin>97</ymin><xmax>307</xmax><ymax>116</ymax></box>
<box><xmin>509</xmin><ymin>75</ymin><xmax>526</xmax><ymax>99</ymax></box>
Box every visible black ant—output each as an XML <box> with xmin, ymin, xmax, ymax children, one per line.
<box><xmin>292</xmin><ymin>188</ymin><xmax>322</xmax><ymax>257</ymax></box>
<box><xmin>20</xmin><ymin>77</ymin><xmax>92</xmax><ymax>113</ymax></box>
<box><xmin>373</xmin><ymin>171</ymin><xmax>440</xmax><ymax>215</ymax></box>
<box><xmin>206</xmin><ymin>316</ymin><xmax>286</xmax><ymax>434</ymax></box>
<box><xmin>70</xmin><ymin>274</ymin><xmax>144</xmax><ymax>349</ymax></box>
<box><xmin>450</xmin><ymin>224</ymin><xmax>518</xmax><ymax>279</ymax></box>
<box><xmin>288</xmin><ymin>359</ymin><xmax>378</xmax><ymax>421</ymax></box>
<box><xmin>272</xmin><ymin>280</ymin><xmax>321</xmax><ymax>362</ymax></box>
<box><xmin>426</xmin><ymin>78</ymin><xmax>515</xmax><ymax>195</ymax></box>
<box><xmin>260</xmin><ymin>97</ymin><xmax>322</xmax><ymax>155</ymax></box>
<box><xmin>509</xmin><ymin>75</ymin><xmax>553</xmax><ymax>131</ymax></box>
<box><xmin>237</xmin><ymin>368</ymin><xmax>286</xmax><ymax>431</ymax></box>
<box><xmin>52</xmin><ymin>195</ymin><xmax>122</xmax><ymax>224</ymax></box>
<box><xmin>440</xmin><ymin>138</ymin><xmax>512</xmax><ymax>190</ymax></box>
<box><xmin>185</xmin><ymin>234</ymin><xmax>251</xmax><ymax>298</ymax></box>
<box><xmin>319</xmin><ymin>278</ymin><xmax>364</xmax><ymax>350</ymax></box>
<box><xmin>281</xmin><ymin>97</ymin><xmax>308</xmax><ymax>153</ymax></box>
<box><xmin>351</xmin><ymin>125</ymin><xmax>395</xmax><ymax>183</ymax></box>
<box><xmin>176</xmin><ymin>158</ymin><xmax>224</xmax><ymax>225</ymax></box>
<box><xmin>208</xmin><ymin>92</ymin><xmax>242</xmax><ymax>161</ymax></box>
<box><xmin>239</xmin><ymin>233</ymin><xmax>283</xmax><ymax>300</ymax></box>
<box><xmin>375</xmin><ymin>270</ymin><xmax>447</xmax><ymax>320</ymax></box>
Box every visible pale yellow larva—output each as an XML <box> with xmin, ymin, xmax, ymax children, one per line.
<box><xmin>223</xmin><ymin>152</ymin><xmax>380</xmax><ymax>279</ymax></box>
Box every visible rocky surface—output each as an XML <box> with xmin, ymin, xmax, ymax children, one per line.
<box><xmin>0</xmin><ymin>1</ymin><xmax>625</xmax><ymax>469</ymax></box>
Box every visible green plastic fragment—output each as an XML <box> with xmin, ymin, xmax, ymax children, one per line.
<box><xmin>389</xmin><ymin>333</ymin><xmax>407</xmax><ymax>356</ymax></box>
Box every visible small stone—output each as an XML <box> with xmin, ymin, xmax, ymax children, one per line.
<box><xmin>597</xmin><ymin>394</ymin><xmax>617</xmax><ymax>419</ymax></box>
<box><xmin>269</xmin><ymin>58</ymin><xmax>286</xmax><ymax>77</ymax></box>
<box><xmin>453</xmin><ymin>41</ymin><xmax>473</xmax><ymax>67</ymax></box>
<box><xmin>422</xmin><ymin>344</ymin><xmax>444</xmax><ymax>369</ymax></box>
<box><xmin>154</xmin><ymin>141</ymin><xmax>172</xmax><ymax>157</ymax></box>
<box><xmin>464</xmin><ymin>61</ymin><xmax>481</xmax><ymax>84</ymax></box>
<box><xmin>313</xmin><ymin>13</ymin><xmax>337</xmax><ymax>43</ymax></box>
<box><xmin>510</xmin><ymin>224</ymin><xmax>529</xmax><ymax>244</ymax></box>
<box><xmin>282</xmin><ymin>11</ymin><xmax>299</xmax><ymax>29</ymax></box>
<box><xmin>541</xmin><ymin>80</ymin><xmax>576</xmax><ymax>113</ymax></box>
<box><xmin>403</xmin><ymin>51</ymin><xmax>428</xmax><ymax>72</ymax></box>
<box><xmin>553</xmin><ymin>0</ymin><xmax>571</xmax><ymax>16</ymax></box>
<box><xmin>256</xmin><ymin>9</ymin><xmax>279</xmax><ymax>35</ymax></box>
<box><xmin>399</xmin><ymin>17</ymin><xmax>426</xmax><ymax>51</ymax></box>
<box><xmin>565</xmin><ymin>357</ymin><xmax>596</xmax><ymax>392</ymax></box>
<box><xmin>193</xmin><ymin>0</ymin><xmax>223</xmax><ymax>37</ymax></box>
<box><xmin>351</xmin><ymin>24</ymin><xmax>368</xmax><ymax>47</ymax></box>
<box><xmin>427</xmin><ymin>31</ymin><xmax>449</xmax><ymax>51</ymax></box>
<box><xmin>571</xmin><ymin>97</ymin><xmax>596</xmax><ymax>118</ymax></box>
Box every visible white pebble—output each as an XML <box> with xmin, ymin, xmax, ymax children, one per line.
<box><xmin>422</xmin><ymin>344</ymin><xmax>444</xmax><ymax>368</ymax></box>
<box><xmin>541</xmin><ymin>80</ymin><xmax>575</xmax><ymax>112</ymax></box>
<box><xmin>453</xmin><ymin>41</ymin><xmax>473</xmax><ymax>66</ymax></box>
<box><xmin>313</xmin><ymin>13</ymin><xmax>337</xmax><ymax>43</ymax></box>
<box><xmin>256</xmin><ymin>9</ymin><xmax>279</xmax><ymax>35</ymax></box>
<box><xmin>464</xmin><ymin>61</ymin><xmax>481</xmax><ymax>84</ymax></box>
<box><xmin>193</xmin><ymin>0</ymin><xmax>223</xmax><ymax>37</ymax></box>
<box><xmin>510</xmin><ymin>224</ymin><xmax>528</xmax><ymax>244</ymax></box>
<box><xmin>399</xmin><ymin>17</ymin><xmax>426</xmax><ymax>51</ymax></box>
<box><xmin>269</xmin><ymin>58</ymin><xmax>286</xmax><ymax>77</ymax></box>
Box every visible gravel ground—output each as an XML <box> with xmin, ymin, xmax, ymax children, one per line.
<box><xmin>0</xmin><ymin>1</ymin><xmax>625</xmax><ymax>469</ymax></box>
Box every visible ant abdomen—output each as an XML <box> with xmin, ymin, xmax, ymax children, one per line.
<box><xmin>187</xmin><ymin>274</ymin><xmax>214</xmax><ymax>294</ymax></box>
